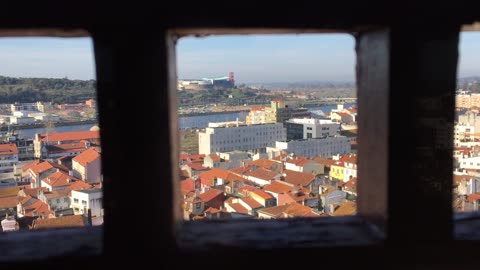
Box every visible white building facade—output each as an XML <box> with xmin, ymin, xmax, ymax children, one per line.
<box><xmin>0</xmin><ymin>144</ymin><xmax>18</xmax><ymax>173</ymax></box>
<box><xmin>199</xmin><ymin>122</ymin><xmax>286</xmax><ymax>155</ymax></box>
<box><xmin>274</xmin><ymin>136</ymin><xmax>351</xmax><ymax>158</ymax></box>
<box><xmin>71</xmin><ymin>189</ymin><xmax>103</xmax><ymax>217</ymax></box>
<box><xmin>285</xmin><ymin>118</ymin><xmax>340</xmax><ymax>140</ymax></box>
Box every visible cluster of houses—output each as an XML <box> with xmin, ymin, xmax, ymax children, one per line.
<box><xmin>0</xmin><ymin>129</ymin><xmax>103</xmax><ymax>232</ymax></box>
<box><xmin>180</xmin><ymin>152</ymin><xmax>358</xmax><ymax>220</ymax></box>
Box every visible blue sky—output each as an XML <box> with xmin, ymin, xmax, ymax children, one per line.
<box><xmin>0</xmin><ymin>37</ymin><xmax>95</xmax><ymax>80</ymax></box>
<box><xmin>0</xmin><ymin>33</ymin><xmax>478</xmax><ymax>82</ymax></box>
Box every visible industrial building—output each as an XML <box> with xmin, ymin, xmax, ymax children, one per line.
<box><xmin>285</xmin><ymin>118</ymin><xmax>340</xmax><ymax>140</ymax></box>
<box><xmin>178</xmin><ymin>72</ymin><xmax>235</xmax><ymax>90</ymax></box>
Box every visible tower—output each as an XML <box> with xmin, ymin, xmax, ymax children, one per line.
<box><xmin>228</xmin><ymin>72</ymin><xmax>235</xmax><ymax>87</ymax></box>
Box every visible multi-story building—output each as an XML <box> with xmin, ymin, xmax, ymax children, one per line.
<box><xmin>246</xmin><ymin>99</ymin><xmax>311</xmax><ymax>125</ymax></box>
<box><xmin>198</xmin><ymin>122</ymin><xmax>286</xmax><ymax>155</ymax></box>
<box><xmin>72</xmin><ymin>147</ymin><xmax>102</xmax><ymax>183</ymax></box>
<box><xmin>0</xmin><ymin>144</ymin><xmax>18</xmax><ymax>173</ymax></box>
<box><xmin>456</xmin><ymin>94</ymin><xmax>480</xmax><ymax>108</ymax></box>
<box><xmin>71</xmin><ymin>188</ymin><xmax>103</xmax><ymax>217</ymax></box>
<box><xmin>285</xmin><ymin>118</ymin><xmax>340</xmax><ymax>140</ymax></box>
<box><xmin>33</xmin><ymin>130</ymin><xmax>100</xmax><ymax>159</ymax></box>
<box><xmin>10</xmin><ymin>102</ymin><xmax>51</xmax><ymax>113</ymax></box>
<box><xmin>273</xmin><ymin>136</ymin><xmax>350</xmax><ymax>158</ymax></box>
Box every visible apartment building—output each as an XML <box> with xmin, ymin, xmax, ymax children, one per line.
<box><xmin>199</xmin><ymin>122</ymin><xmax>286</xmax><ymax>155</ymax></box>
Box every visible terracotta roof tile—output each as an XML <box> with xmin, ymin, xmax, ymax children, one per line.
<box><xmin>228</xmin><ymin>203</ymin><xmax>249</xmax><ymax>214</ymax></box>
<box><xmin>229</xmin><ymin>165</ymin><xmax>254</xmax><ymax>175</ymax></box>
<box><xmin>263</xmin><ymin>181</ymin><xmax>293</xmax><ymax>194</ymax></box>
<box><xmin>0</xmin><ymin>186</ymin><xmax>20</xmax><ymax>198</ymax></box>
<box><xmin>0</xmin><ymin>143</ymin><xmax>18</xmax><ymax>155</ymax></box>
<box><xmin>286</xmin><ymin>157</ymin><xmax>311</xmax><ymax>166</ymax></box>
<box><xmin>180</xmin><ymin>178</ymin><xmax>196</xmax><ymax>192</ymax></box>
<box><xmin>46</xmin><ymin>142</ymin><xmax>87</xmax><ymax>154</ymax></box>
<box><xmin>240</xmin><ymin>197</ymin><xmax>263</xmax><ymax>209</ymax></box>
<box><xmin>0</xmin><ymin>196</ymin><xmax>21</xmax><ymax>208</ymax></box>
<box><xmin>32</xmin><ymin>215</ymin><xmax>86</xmax><ymax>229</ymax></box>
<box><xmin>331</xmin><ymin>201</ymin><xmax>356</xmax><ymax>216</ymax></box>
<box><xmin>258</xmin><ymin>202</ymin><xmax>319</xmax><ymax>218</ymax></box>
<box><xmin>42</xmin><ymin>171</ymin><xmax>79</xmax><ymax>188</ymax></box>
<box><xmin>467</xmin><ymin>193</ymin><xmax>480</xmax><ymax>203</ymax></box>
<box><xmin>344</xmin><ymin>177</ymin><xmax>357</xmax><ymax>189</ymax></box>
<box><xmin>72</xmin><ymin>147</ymin><xmax>101</xmax><ymax>167</ymax></box>
<box><xmin>207</xmin><ymin>154</ymin><xmax>221</xmax><ymax>161</ymax></box>
<box><xmin>198</xmin><ymin>168</ymin><xmax>231</xmax><ymax>186</ymax></box>
<box><xmin>312</xmin><ymin>157</ymin><xmax>336</xmax><ymax>167</ymax></box>
<box><xmin>245</xmin><ymin>167</ymin><xmax>279</xmax><ymax>181</ymax></box>
<box><xmin>284</xmin><ymin>170</ymin><xmax>315</xmax><ymax>186</ymax></box>
<box><xmin>188</xmin><ymin>163</ymin><xmax>208</xmax><ymax>171</ymax></box>
<box><xmin>251</xmin><ymin>189</ymin><xmax>273</xmax><ymax>200</ymax></box>
<box><xmin>29</xmin><ymin>161</ymin><xmax>54</xmax><ymax>175</ymax></box>
<box><xmin>38</xmin><ymin>130</ymin><xmax>99</xmax><ymax>143</ymax></box>
<box><xmin>198</xmin><ymin>189</ymin><xmax>223</xmax><ymax>203</ymax></box>
<box><xmin>22</xmin><ymin>160</ymin><xmax>41</xmax><ymax>171</ymax></box>
<box><xmin>248</xmin><ymin>159</ymin><xmax>279</xmax><ymax>169</ymax></box>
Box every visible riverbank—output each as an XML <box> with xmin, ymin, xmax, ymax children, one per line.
<box><xmin>0</xmin><ymin>119</ymin><xmax>98</xmax><ymax>131</ymax></box>
<box><xmin>178</xmin><ymin>109</ymin><xmax>250</xmax><ymax>117</ymax></box>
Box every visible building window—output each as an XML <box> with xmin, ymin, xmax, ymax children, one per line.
<box><xmin>74</xmin><ymin>198</ymin><xmax>79</xmax><ymax>203</ymax></box>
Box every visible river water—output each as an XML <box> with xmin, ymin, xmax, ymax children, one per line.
<box><xmin>14</xmin><ymin>103</ymin><xmax>355</xmax><ymax>138</ymax></box>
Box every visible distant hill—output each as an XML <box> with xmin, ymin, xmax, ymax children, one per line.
<box><xmin>0</xmin><ymin>75</ymin><xmax>96</xmax><ymax>104</ymax></box>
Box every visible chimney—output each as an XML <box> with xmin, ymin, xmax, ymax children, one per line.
<box><xmin>69</xmin><ymin>170</ymin><xmax>74</xmax><ymax>177</ymax></box>
<box><xmin>236</xmin><ymin>118</ymin><xmax>239</xmax><ymax>127</ymax></box>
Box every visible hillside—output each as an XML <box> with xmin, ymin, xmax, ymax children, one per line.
<box><xmin>0</xmin><ymin>75</ymin><xmax>96</xmax><ymax>104</ymax></box>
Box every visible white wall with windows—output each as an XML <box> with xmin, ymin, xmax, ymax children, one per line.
<box><xmin>274</xmin><ymin>136</ymin><xmax>350</xmax><ymax>158</ymax></box>
<box><xmin>199</xmin><ymin>123</ymin><xmax>286</xmax><ymax>154</ymax></box>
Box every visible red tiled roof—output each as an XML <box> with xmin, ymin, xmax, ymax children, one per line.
<box><xmin>229</xmin><ymin>165</ymin><xmax>253</xmax><ymax>175</ymax></box>
<box><xmin>333</xmin><ymin>112</ymin><xmax>352</xmax><ymax>118</ymax></box>
<box><xmin>204</xmin><ymin>207</ymin><xmax>221</xmax><ymax>214</ymax></box>
<box><xmin>238</xmin><ymin>185</ymin><xmax>255</xmax><ymax>193</ymax></box>
<box><xmin>284</xmin><ymin>170</ymin><xmax>315</xmax><ymax>186</ymax></box>
<box><xmin>340</xmin><ymin>154</ymin><xmax>357</xmax><ymax>164</ymax></box>
<box><xmin>38</xmin><ymin>130</ymin><xmax>100</xmax><ymax>142</ymax></box>
<box><xmin>47</xmin><ymin>142</ymin><xmax>87</xmax><ymax>154</ymax></box>
<box><xmin>331</xmin><ymin>201</ymin><xmax>357</xmax><ymax>216</ymax></box>
<box><xmin>245</xmin><ymin>167</ymin><xmax>279</xmax><ymax>181</ymax></box>
<box><xmin>312</xmin><ymin>157</ymin><xmax>336</xmax><ymax>167</ymax></box>
<box><xmin>248</xmin><ymin>159</ymin><xmax>278</xmax><ymax>169</ymax></box>
<box><xmin>72</xmin><ymin>147</ymin><xmax>101</xmax><ymax>167</ymax></box>
<box><xmin>69</xmin><ymin>180</ymin><xmax>98</xmax><ymax>191</ymax></box>
<box><xmin>241</xmin><ymin>197</ymin><xmax>263</xmax><ymax>209</ymax></box>
<box><xmin>180</xmin><ymin>178</ymin><xmax>196</xmax><ymax>192</ymax></box>
<box><xmin>43</xmin><ymin>171</ymin><xmax>81</xmax><ymax>188</ymax></box>
<box><xmin>228</xmin><ymin>203</ymin><xmax>249</xmax><ymax>214</ymax></box>
<box><xmin>0</xmin><ymin>143</ymin><xmax>18</xmax><ymax>155</ymax></box>
<box><xmin>207</xmin><ymin>154</ymin><xmax>221</xmax><ymax>161</ymax></box>
<box><xmin>22</xmin><ymin>160</ymin><xmax>41</xmax><ymax>171</ymax></box>
<box><xmin>263</xmin><ymin>181</ymin><xmax>293</xmax><ymax>194</ymax></box>
<box><xmin>286</xmin><ymin>157</ymin><xmax>311</xmax><ymax>166</ymax></box>
<box><xmin>0</xmin><ymin>186</ymin><xmax>20</xmax><ymax>198</ymax></box>
<box><xmin>250</xmin><ymin>106</ymin><xmax>265</xmax><ymax>112</ymax></box>
<box><xmin>29</xmin><ymin>161</ymin><xmax>54</xmax><ymax>175</ymax></box>
<box><xmin>467</xmin><ymin>193</ymin><xmax>480</xmax><ymax>203</ymax></box>
<box><xmin>23</xmin><ymin>200</ymin><xmax>53</xmax><ymax>217</ymax></box>
<box><xmin>251</xmin><ymin>189</ymin><xmax>273</xmax><ymax>200</ymax></box>
<box><xmin>198</xmin><ymin>168</ymin><xmax>231</xmax><ymax>186</ymax></box>
<box><xmin>344</xmin><ymin>177</ymin><xmax>357</xmax><ymax>189</ymax></box>
<box><xmin>32</xmin><ymin>215</ymin><xmax>86</xmax><ymax>229</ymax></box>
<box><xmin>454</xmin><ymin>174</ymin><xmax>470</xmax><ymax>185</ymax></box>
<box><xmin>258</xmin><ymin>202</ymin><xmax>319</xmax><ymax>218</ymax></box>
<box><xmin>43</xmin><ymin>189</ymin><xmax>70</xmax><ymax>199</ymax></box>
<box><xmin>188</xmin><ymin>163</ymin><xmax>208</xmax><ymax>171</ymax></box>
<box><xmin>0</xmin><ymin>196</ymin><xmax>21</xmax><ymax>208</ymax></box>
<box><xmin>198</xmin><ymin>189</ymin><xmax>223</xmax><ymax>203</ymax></box>
<box><xmin>19</xmin><ymin>187</ymin><xmax>47</xmax><ymax>198</ymax></box>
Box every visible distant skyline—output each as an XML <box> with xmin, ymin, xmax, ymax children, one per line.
<box><xmin>0</xmin><ymin>33</ymin><xmax>478</xmax><ymax>82</ymax></box>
